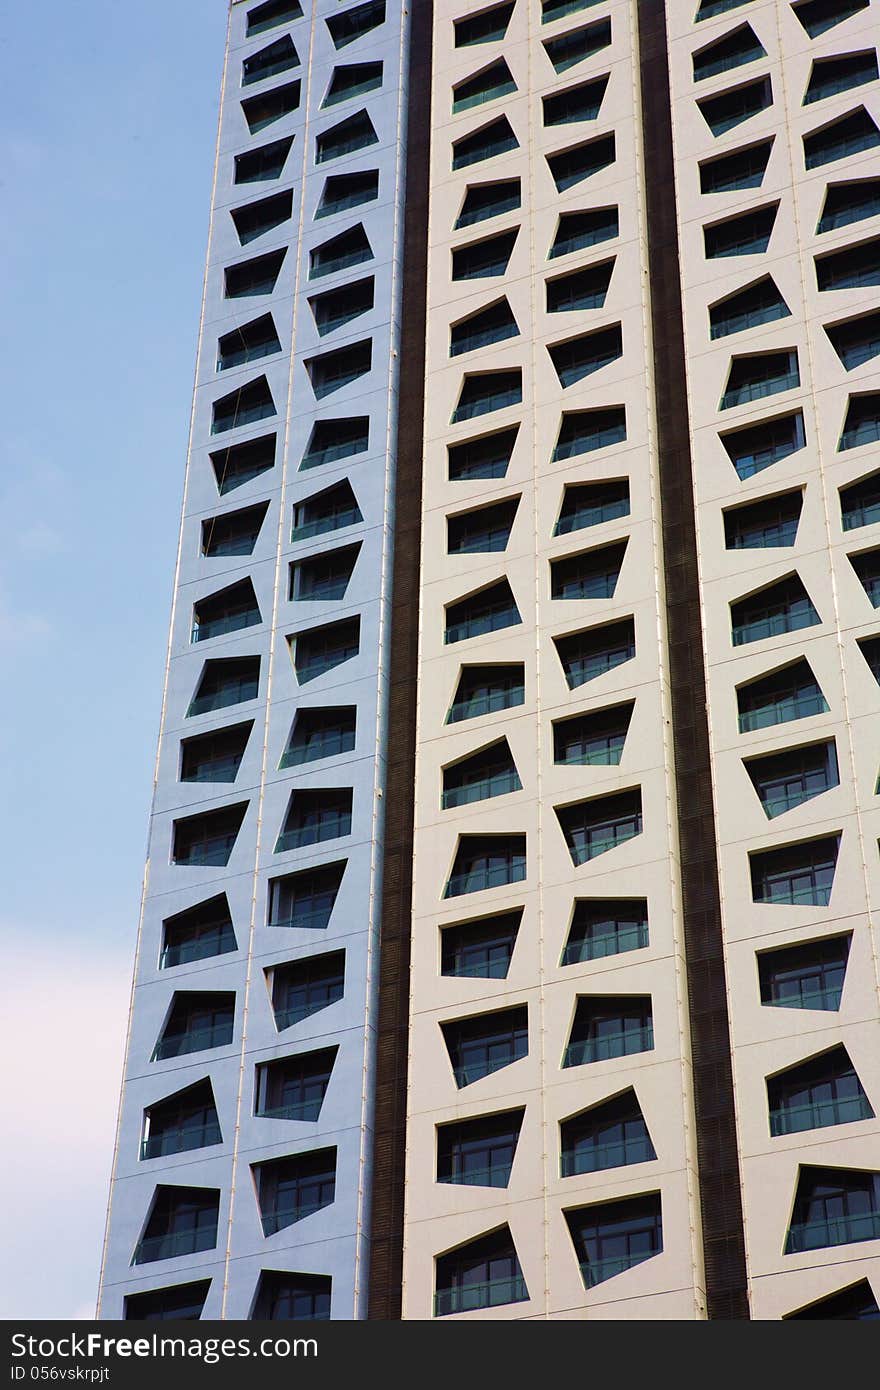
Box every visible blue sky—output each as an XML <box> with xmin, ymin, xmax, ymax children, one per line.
<box><xmin>0</xmin><ymin>0</ymin><xmax>228</xmax><ymax>1318</ymax></box>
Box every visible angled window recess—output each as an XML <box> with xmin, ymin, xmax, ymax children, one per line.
<box><xmin>553</xmin><ymin>701</ymin><xmax>634</xmax><ymax>767</ymax></box>
<box><xmin>704</xmin><ymin>204</ymin><xmax>778</xmax><ymax>258</ymax></box>
<box><xmin>699</xmin><ymin>138</ymin><xmax>773</xmax><ymax>194</ymax></box>
<box><xmin>785</xmin><ymin>1166</ymin><xmax>880</xmax><ymax>1255</ymax></box>
<box><xmin>242</xmin><ymin>36</ymin><xmax>299</xmax><ymax>87</ymax></box>
<box><xmin>124</xmin><ymin>1280</ymin><xmax>211</xmax><ymax>1322</ymax></box>
<box><xmin>231</xmin><ymin>189</ymin><xmax>293</xmax><ymax>245</ymax></box>
<box><xmin>720</xmin><ymin>350</ymin><xmax>799</xmax><ymax>410</ymax></box>
<box><xmin>440</xmin><ymin>909</ymin><xmax>522</xmax><ymax>979</ymax></box>
<box><xmin>453</xmin><ymin>60</ymin><xmax>516</xmax><ymax>115</ymax></box>
<box><xmin>564</xmin><ymin>994</ymin><xmax>653</xmax><ymax>1067</ymax></box>
<box><xmin>827</xmin><ymin>310</ymin><xmax>880</xmax><ymax>371</ymax></box>
<box><xmin>550</xmin><ymin>539</ymin><xmax>627</xmax><ymax>601</ymax></box>
<box><xmin>315</xmin><ymin>110</ymin><xmax>378</xmax><ymax>165</ymax></box>
<box><xmin>730</xmin><ymin>573</ymin><xmax>819</xmax><ymax>646</ymax></box>
<box><xmin>549</xmin><ymin>324</ymin><xmax>622</xmax><ymax>387</ymax></box>
<box><xmin>723</xmin><ymin>488</ymin><xmax>803</xmax><ymax>549</ymax></box>
<box><xmin>316</xmin><ymin>170</ymin><xmax>379</xmax><ymax>218</ymax></box>
<box><xmin>543</xmin><ymin>0</ymin><xmax>606</xmax><ymax>21</ymax></box>
<box><xmin>561</xmin><ymin>1089</ymin><xmax>656</xmax><ymax>1178</ymax></box>
<box><xmin>698</xmin><ymin>76</ymin><xmax>772</xmax><ymax>138</ymax></box>
<box><xmin>561</xmin><ymin>898</ymin><xmax>648</xmax><ymax>965</ymax></box>
<box><xmin>760</xmin><ymin>933</ymin><xmax>851</xmax><ymax>1011</ymax></box>
<box><xmin>290</xmin><ymin>542</ymin><xmax>360</xmax><ymax>602</ymax></box>
<box><xmin>323</xmin><ymin>62</ymin><xmax>383</xmax><ymax>109</ymax></box>
<box><xmin>447</xmin><ymin>497</ymin><xmax>519</xmax><ymax>554</ymax></box>
<box><xmin>254</xmin><ymin>1149</ymin><xmax>336</xmax><ymax>1234</ymax></box>
<box><xmin>450</xmin><ymin>299</ymin><xmax>518</xmax><ymax>357</ymax></box>
<box><xmin>841</xmin><ymin>469</ymin><xmax>880</xmax><ymax>530</ymax></box>
<box><xmin>455</xmin><ymin>1</ymin><xmax>514</xmax><ymax>48</ymax></box>
<box><xmin>721</xmin><ymin>410</ymin><xmax>805</xmax><ymax>480</ymax></box>
<box><xmin>444</xmin><ymin>578</ymin><xmax>521</xmax><ymax>644</ymax></box>
<box><xmin>241</xmin><ymin>80</ymin><xmax>301</xmax><ymax>135</ymax></box>
<box><xmin>737</xmin><ymin>658</ymin><xmax>828</xmax><ymax>734</ymax></box>
<box><xmin>210</xmin><ymin>433</ymin><xmax>275</xmax><ymax>494</ymax></box>
<box><xmin>806</xmin><ymin>51</ymin><xmax>878</xmax><ymax>106</ymax></box>
<box><xmin>188</xmin><ymin>657</ymin><xmax>260</xmax><ymax>718</ymax></box>
<box><xmin>153</xmin><ymin>993</ymin><xmax>235</xmax><ymax>1062</ymax></box>
<box><xmin>142</xmin><ymin>1080</ymin><xmax>221</xmax><ymax>1161</ymax></box>
<box><xmin>745</xmin><ymin>739</ymin><xmax>839</xmax><ymax>819</ymax></box>
<box><xmin>309</xmin><ymin>225</ymin><xmax>372</xmax><ymax>280</ymax></box>
<box><xmin>255</xmin><ymin>1046</ymin><xmax>337</xmax><ymax>1122</ymax></box>
<box><xmin>554</xmin><ymin>616</ymin><xmax>635</xmax><ymax>690</ymax></box>
<box><xmin>161</xmin><ymin>895</ymin><xmax>237</xmax><ymax>970</ymax></box>
<box><xmin>441</xmin><ymin>1005</ymin><xmax>528</xmax><ymax>1087</ymax></box>
<box><xmin>456</xmin><ymin>179</ymin><xmax>521</xmax><ymax>230</ymax></box>
<box><xmin>547</xmin><ymin>133</ymin><xmax>615</xmax><ymax>192</ymax></box>
<box><xmin>302</xmin><ymin>416</ymin><xmax>369</xmax><ymax>470</ymax></box>
<box><xmin>695</xmin><ymin>0</ymin><xmax>755</xmax><ymax>19</ymax></box>
<box><xmin>441</xmin><ymin>738</ymin><xmax>522</xmax><ymax>810</ymax></box>
<box><xmin>858</xmin><ymin>633</ymin><xmax>880</xmax><ymax>684</ymax></box>
<box><xmin>552</xmin><ymin>406</ymin><xmax>626</xmax><ymax>460</ymax></box>
<box><xmin>818</xmin><ymin>179</ymin><xmax>880</xmax><ymax>234</ymax></box>
<box><xmin>180</xmin><ymin>721</ymin><xmax>253</xmax><ymax>784</ymax></box>
<box><xmin>280</xmin><ymin>707</ymin><xmax>356</xmax><ymax>769</ymax></box>
<box><xmin>225</xmin><ymin>249</ymin><xmax>286</xmax><ymax>299</ymax></box>
<box><xmin>793</xmin><ymin>0</ymin><xmax>869</xmax><ymax>39</ymax></box>
<box><xmin>271</xmin><ymin>951</ymin><xmax>346</xmax><ymax>1029</ymax></box>
<box><xmin>816</xmin><ymin>237</ymin><xmax>880</xmax><ymax>292</ymax></box>
<box><xmin>452</xmin><ymin>116</ymin><xmax>519</xmax><ymax>171</ymax></box>
<box><xmin>750</xmin><ymin>833</ymin><xmax>841</xmax><ymax>907</ymax></box>
<box><xmin>275</xmin><ymin>788</ymin><xmax>353</xmax><ymax>853</ymax></box>
<box><xmin>709</xmin><ymin>277</ymin><xmax>790</xmax><ymax>340</ymax></box>
<box><xmin>444</xmin><ymin>834</ymin><xmax>527</xmax><ymax>898</ymax></box>
<box><xmin>555</xmin><ymin>479</ymin><xmax>630</xmax><ymax>536</ymax></box>
<box><xmin>211</xmin><ymin>376</ymin><xmax>276</xmax><ymax>434</ymax></box>
<box><xmin>291</xmin><ymin>615</ymin><xmax>360</xmax><ymax>684</ymax></box>
<box><xmin>216</xmin><ymin>314</ymin><xmax>281</xmax><ymax>371</ymax></box>
<box><xmin>306</xmin><ymin>339</ymin><xmax>371</xmax><ymax>398</ymax></box>
<box><xmin>840</xmin><ymin>393</ymin><xmax>880</xmax><ymax>451</ymax></box>
<box><xmin>547</xmin><ymin>260</ymin><xmax>614</xmax><ymax>313</ymax></box>
<box><xmin>448</xmin><ymin>425</ymin><xmax>518</xmax><ymax>480</ymax></box>
<box><xmin>171</xmin><ymin>804</ymin><xmax>248</xmax><ymax>869</ymax></box>
<box><xmin>435</xmin><ymin>1227</ymin><xmax>528</xmax><ymax>1317</ymax></box>
<box><xmin>850</xmin><ymin>547</ymin><xmax>880</xmax><ymax>607</ymax></box>
<box><xmin>452</xmin><ymin>229</ymin><xmax>518</xmax><ymax>281</ymax></box>
<box><xmin>452</xmin><ymin>370</ymin><xmax>522</xmax><ymax>424</ymax></box>
<box><xmin>251</xmin><ymin>1273</ymin><xmax>331</xmax><ymax>1322</ymax></box>
<box><xmin>768</xmin><ymin>1045</ymin><xmax>873</xmax><ymax>1138</ymax></box>
<box><xmin>565</xmin><ymin>1194</ymin><xmax>662</xmax><ymax>1290</ymax></box>
<box><xmin>310</xmin><ymin>277</ymin><xmax>374</xmax><ymax>336</ymax></box>
<box><xmin>293</xmin><ymin>480</ymin><xmax>362</xmax><ymax>542</ymax></box>
<box><xmin>246</xmin><ymin>0</ymin><xmax>303</xmax><ymax>38</ymax></box>
<box><xmin>804</xmin><ymin>109</ymin><xmax>880</xmax><ymax>170</ymax></box>
<box><xmin>191</xmin><ymin>578</ymin><xmax>261</xmax><ymax>643</ymax></box>
<box><xmin>327</xmin><ymin>0</ymin><xmax>386</xmax><ymax>50</ymax></box>
<box><xmin>234</xmin><ymin>136</ymin><xmax>294</xmax><ymax>185</ymax></box>
<box><xmin>447</xmin><ymin>664</ymin><xmax>525</xmax><ymax>724</ymax></box>
<box><xmin>692</xmin><ymin>24</ymin><xmax>765</xmax><ymax>82</ymax></box>
<box><xmin>268</xmin><ymin>861</ymin><xmax>345</xmax><ymax>931</ymax></box>
<box><xmin>549</xmin><ymin>206</ymin><xmax>618</xmax><ymax>258</ymax></box>
<box><xmin>543</xmin><ymin>74</ymin><xmax>609</xmax><ymax>128</ymax></box>
<box><xmin>556</xmin><ymin>788</ymin><xmax>643</xmax><ymax>866</ymax></box>
<box><xmin>133</xmin><ymin>1188</ymin><xmax>220</xmax><ymax>1266</ymax></box>
<box><xmin>785</xmin><ymin>1281</ymin><xmax>880</xmax><ymax>1321</ymax></box>
<box><xmin>202</xmin><ymin>501</ymin><xmax>269</xmax><ymax>558</ymax></box>
<box><xmin>543</xmin><ymin>18</ymin><xmax>612</xmax><ymax>75</ymax></box>
<box><xmin>437</xmin><ymin>1109</ymin><xmax>524</xmax><ymax>1190</ymax></box>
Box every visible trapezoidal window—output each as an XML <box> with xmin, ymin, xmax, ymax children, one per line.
<box><xmin>160</xmin><ymin>895</ymin><xmax>237</xmax><ymax>969</ymax></box>
<box><xmin>279</xmin><ymin>706</ymin><xmax>356</xmax><ymax>768</ymax></box>
<box><xmin>440</xmin><ymin>909</ymin><xmax>522</xmax><ymax>979</ymax></box>
<box><xmin>709</xmin><ymin>277</ymin><xmax>790</xmax><ymax>339</ymax></box>
<box><xmin>289</xmin><ymin>542</ymin><xmax>360</xmax><ymax>602</ymax></box>
<box><xmin>171</xmin><ymin>804</ymin><xmax>248</xmax><ymax>869</ymax></box>
<box><xmin>548</xmin><ymin>324</ymin><xmax>622</xmax><ymax>386</ymax></box>
<box><xmin>447</xmin><ymin>498</ymin><xmax>519</xmax><ymax>554</ymax></box>
<box><xmin>251</xmin><ymin>1273</ymin><xmax>331</xmax><ymax>1321</ymax></box>
<box><xmin>322</xmin><ymin>62</ymin><xmax>383</xmax><ymax>108</ymax></box>
<box><xmin>699</xmin><ymin>138</ymin><xmax>773</xmax><ymax>194</ymax></box>
<box><xmin>723</xmin><ymin>489</ymin><xmax>803</xmax><ymax>549</ymax></box>
<box><xmin>211</xmin><ymin>377</ymin><xmax>276</xmax><ymax>434</ymax></box>
<box><xmin>451</xmin><ymin>116</ymin><xmax>519</xmax><ymax>171</ymax></box>
<box><xmin>267</xmin><ymin>860</ymin><xmax>346</xmax><ymax>931</ymax></box>
<box><xmin>434</xmin><ymin>1227</ymin><xmax>528</xmax><ymax>1317</ymax></box>
<box><xmin>736</xmin><ymin>658</ymin><xmax>828</xmax><ymax>733</ymax></box>
<box><xmin>191</xmin><ymin>578</ymin><xmax>261</xmax><ymax>643</ymax></box>
<box><xmin>784</xmin><ymin>1281</ymin><xmax>879</xmax><ymax>1321</ymax></box>
<box><xmin>549</xmin><ymin>207</ymin><xmax>618</xmax><ymax>258</ymax></box>
<box><xmin>292</xmin><ymin>480</ymin><xmax>362</xmax><ymax>541</ymax></box>
<box><xmin>201</xmin><ymin>501</ymin><xmax>269</xmax><ymax>558</ymax></box>
<box><xmin>817</xmin><ymin>179</ymin><xmax>880</xmax><ymax>235</ymax></box>
<box><xmin>841</xmin><ymin>469</ymin><xmax>880</xmax><ymax>530</ymax></box>
<box><xmin>555</xmin><ymin>479</ymin><xmax>630</xmax><ymax>535</ymax></box>
<box><xmin>291</xmin><ymin>616</ymin><xmax>360</xmax><ymax>683</ymax></box>
<box><xmin>695</xmin><ymin>0</ymin><xmax>755</xmax><ymax>19</ymax></box>
<box><xmin>444</xmin><ymin>834</ymin><xmax>526</xmax><ymax>898</ymax></box>
<box><xmin>767</xmin><ymin>1045</ymin><xmax>873</xmax><ymax>1137</ymax></box>
<box><xmin>697</xmin><ymin>76</ymin><xmax>772</xmax><ymax>138</ymax></box>
<box><xmin>133</xmin><ymin>1188</ymin><xmax>220</xmax><ymax>1265</ymax></box>
<box><xmin>543</xmin><ymin>74</ymin><xmax>609</xmax><ymax>127</ymax></box>
<box><xmin>255</xmin><ymin>1046</ymin><xmax>338</xmax><ymax>1122</ymax></box>
<box><xmin>242</xmin><ymin>36</ymin><xmax>299</xmax><ymax>87</ymax></box>
<box><xmin>444</xmin><ymin>578</ymin><xmax>521</xmax><ymax>643</ymax></box>
<box><xmin>448</xmin><ymin>425</ymin><xmax>519</xmax><ymax>480</ymax></box>
<box><xmin>749</xmin><ymin>833</ymin><xmax>841</xmax><ymax>907</ymax></box>
<box><xmin>839</xmin><ymin>393</ymin><xmax>880</xmax><ymax>451</ymax></box>
<box><xmin>720</xmin><ymin>410</ymin><xmax>805</xmax><ymax>480</ymax></box>
<box><xmin>210</xmin><ymin>433</ymin><xmax>275</xmax><ymax>493</ymax></box>
<box><xmin>141</xmin><ymin>1080</ymin><xmax>221</xmax><ymax>1161</ymax></box>
<box><xmin>553</xmin><ymin>616</ymin><xmax>635</xmax><ymax>689</ymax></box>
<box><xmin>450</xmin><ymin>299</ymin><xmax>519</xmax><ymax>357</ymax></box>
<box><xmin>546</xmin><ymin>259</ymin><xmax>614</xmax><ymax>313</ymax></box>
<box><xmin>452</xmin><ymin>229</ymin><xmax>519</xmax><ymax>281</ymax></box>
<box><xmin>275</xmin><ymin>788</ymin><xmax>353</xmax><ymax>852</ymax></box>
<box><xmin>759</xmin><ymin>933</ymin><xmax>851</xmax><ymax>1012</ymax></box>
<box><xmin>302</xmin><ymin>417</ymin><xmax>369</xmax><ymax>470</ymax></box>
<box><xmin>231</xmin><ymin>189</ymin><xmax>293</xmax><ymax>245</ymax></box>
<box><xmin>446</xmin><ymin>663</ymin><xmax>525</xmax><ymax>723</ymax></box>
<box><xmin>816</xmin><ymin>237</ymin><xmax>880</xmax><ymax>292</ymax></box>
<box><xmin>792</xmin><ymin>0</ymin><xmax>867</xmax><ymax>37</ymax></box>
<box><xmin>556</xmin><ymin>788</ymin><xmax>643</xmax><ymax>866</ymax></box>
<box><xmin>124</xmin><ymin>1281</ymin><xmax>211</xmax><ymax>1322</ymax></box>
<box><xmin>454</xmin><ymin>1</ymin><xmax>514</xmax><ymax>48</ymax></box>
<box><xmin>730</xmin><ymin>573</ymin><xmax>820</xmax><ymax>646</ymax></box>
<box><xmin>309</xmin><ymin>225</ymin><xmax>372</xmax><ymax>280</ymax></box>
<box><xmin>310</xmin><ymin>278</ymin><xmax>375</xmax><ymax>336</ymax></box>
<box><xmin>858</xmin><ymin>632</ymin><xmax>880</xmax><ymax>684</ymax></box>
<box><xmin>187</xmin><ymin>656</ymin><xmax>260</xmax><ymax>718</ymax></box>
<box><xmin>224</xmin><ymin>249</ymin><xmax>287</xmax><ymax>298</ymax></box>
<box><xmin>561</xmin><ymin>1089</ymin><xmax>656</xmax><ymax>1177</ymax></box>
<box><xmin>316</xmin><ymin>170</ymin><xmax>379</xmax><ymax>218</ymax></box>
<box><xmin>452</xmin><ymin>371</ymin><xmax>522</xmax><ymax>424</ymax></box>
<box><xmin>561</xmin><ymin>898</ymin><xmax>648</xmax><ymax>965</ymax></box>
<box><xmin>152</xmin><ymin>993</ymin><xmax>235</xmax><ymax>1061</ymax></box>
<box><xmin>455</xmin><ymin>179</ymin><xmax>521</xmax><ymax>229</ymax></box>
<box><xmin>692</xmin><ymin>23</ymin><xmax>765</xmax><ymax>82</ymax></box>
<box><xmin>565</xmin><ymin>1194</ymin><xmax>662</xmax><ymax>1289</ymax></box>
<box><xmin>270</xmin><ymin>951</ymin><xmax>345</xmax><ymax>1029</ymax></box>
<box><xmin>234</xmin><ymin>137</ymin><xmax>294</xmax><ymax>184</ymax></box>
<box><xmin>745</xmin><ymin>738</ymin><xmax>839</xmax><ymax>818</ymax></box>
<box><xmin>306</xmin><ymin>340</ymin><xmax>372</xmax><ymax>398</ymax></box>
<box><xmin>254</xmin><ymin>1149</ymin><xmax>336</xmax><ymax>1233</ymax></box>
<box><xmin>563</xmin><ymin>995</ymin><xmax>653</xmax><ymax>1067</ymax></box>
<box><xmin>805</xmin><ymin>51</ymin><xmax>879</xmax><ymax>105</ymax></box>
<box><xmin>550</xmin><ymin>539</ymin><xmax>627</xmax><ymax>600</ymax></box>
<box><xmin>441</xmin><ymin>1005</ymin><xmax>528</xmax><ymax>1087</ymax></box>
<box><xmin>704</xmin><ymin>203</ymin><xmax>778</xmax><ymax>259</ymax></box>
<box><xmin>804</xmin><ymin>109</ymin><xmax>880</xmax><ymax>170</ymax></box>
<box><xmin>180</xmin><ymin>721</ymin><xmax>254</xmax><ymax>784</ymax></box>
<box><xmin>849</xmin><ymin>546</ymin><xmax>880</xmax><ymax>606</ymax></box>
<box><xmin>543</xmin><ymin>17</ymin><xmax>611</xmax><ymax>74</ymax></box>
<box><xmin>547</xmin><ymin>133</ymin><xmax>615</xmax><ymax>192</ymax></box>
<box><xmin>452</xmin><ymin>60</ymin><xmax>516</xmax><ymax>115</ymax></box>
<box><xmin>216</xmin><ymin>314</ymin><xmax>281</xmax><ymax>371</ymax></box>
<box><xmin>542</xmin><ymin>0</ymin><xmax>607</xmax><ymax>21</ymax></box>
<box><xmin>552</xmin><ymin>406</ymin><xmax>626</xmax><ymax>461</ymax></box>
<box><xmin>825</xmin><ymin>310</ymin><xmax>880</xmax><ymax>372</ymax></box>
<box><xmin>441</xmin><ymin>738</ymin><xmax>522</xmax><ymax>810</ymax></box>
<box><xmin>326</xmin><ymin>0</ymin><xmax>386</xmax><ymax>50</ymax></box>
<box><xmin>720</xmin><ymin>350</ymin><xmax>800</xmax><ymax>410</ymax></box>
<box><xmin>315</xmin><ymin>109</ymin><xmax>378</xmax><ymax>164</ymax></box>
<box><xmin>241</xmin><ymin>80</ymin><xmax>300</xmax><ymax>135</ymax></box>
<box><xmin>437</xmin><ymin>1109</ymin><xmax>524</xmax><ymax>1189</ymax></box>
<box><xmin>785</xmin><ymin>1166</ymin><xmax>880</xmax><ymax>1255</ymax></box>
<box><xmin>553</xmin><ymin>701</ymin><xmax>634</xmax><ymax>767</ymax></box>
<box><xmin>246</xmin><ymin>0</ymin><xmax>303</xmax><ymax>37</ymax></box>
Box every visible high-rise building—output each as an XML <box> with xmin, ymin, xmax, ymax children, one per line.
<box><xmin>99</xmin><ymin>0</ymin><xmax>880</xmax><ymax>1322</ymax></box>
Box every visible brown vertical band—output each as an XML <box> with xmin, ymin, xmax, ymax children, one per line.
<box><xmin>636</xmin><ymin>0</ymin><xmax>750</xmax><ymax>1320</ymax></box>
<box><xmin>367</xmin><ymin>0</ymin><xmax>434</xmax><ymax>1321</ymax></box>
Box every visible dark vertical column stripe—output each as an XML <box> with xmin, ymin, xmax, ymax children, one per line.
<box><xmin>636</xmin><ymin>0</ymin><xmax>750</xmax><ymax>1320</ymax></box>
<box><xmin>367</xmin><ymin>0</ymin><xmax>433</xmax><ymax>1321</ymax></box>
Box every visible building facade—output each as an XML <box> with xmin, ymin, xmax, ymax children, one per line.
<box><xmin>100</xmin><ymin>0</ymin><xmax>880</xmax><ymax>1321</ymax></box>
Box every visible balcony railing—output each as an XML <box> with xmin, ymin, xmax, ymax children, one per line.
<box><xmin>434</xmin><ymin>1276</ymin><xmax>527</xmax><ymax>1316</ymax></box>
<box><xmin>141</xmin><ymin>1121</ymin><xmax>222</xmax><ymax>1160</ymax></box>
<box><xmin>787</xmin><ymin>1211</ymin><xmax>880</xmax><ymax>1253</ymax></box>
<box><xmin>770</xmin><ymin>1094</ymin><xmax>872</xmax><ymax>1136</ymax></box>
<box><xmin>564</xmin><ymin>1025</ymin><xmax>653</xmax><ymax>1066</ymax></box>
